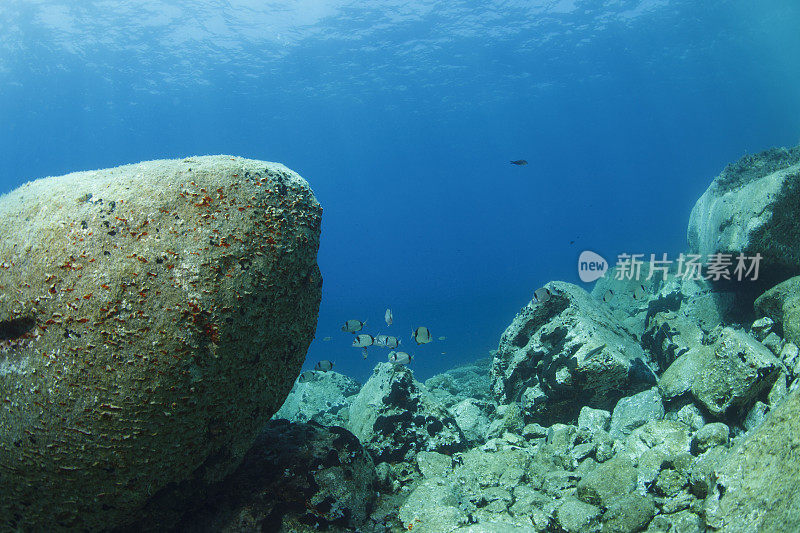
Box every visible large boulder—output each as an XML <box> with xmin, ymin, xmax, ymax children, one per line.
<box><xmin>705</xmin><ymin>387</ymin><xmax>800</xmax><ymax>531</ymax></box>
<box><xmin>687</xmin><ymin>146</ymin><xmax>800</xmax><ymax>272</ymax></box>
<box><xmin>0</xmin><ymin>156</ymin><xmax>322</xmax><ymax>530</ymax></box>
<box><xmin>346</xmin><ymin>362</ymin><xmax>467</xmax><ymax>462</ymax></box>
<box><xmin>491</xmin><ymin>282</ymin><xmax>657</xmax><ymax>425</ymax></box>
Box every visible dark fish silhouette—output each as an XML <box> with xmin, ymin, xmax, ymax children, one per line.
<box><xmin>510</xmin><ymin>160</ymin><xmax>528</xmax><ymax>166</ymax></box>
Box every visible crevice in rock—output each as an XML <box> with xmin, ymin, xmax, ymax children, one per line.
<box><xmin>0</xmin><ymin>315</ymin><xmax>36</xmax><ymax>342</ymax></box>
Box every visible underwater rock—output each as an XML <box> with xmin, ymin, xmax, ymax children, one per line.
<box><xmin>491</xmin><ymin>281</ymin><xmax>657</xmax><ymax>425</ymax></box>
<box><xmin>449</xmin><ymin>398</ymin><xmax>494</xmax><ymax>444</ymax></box>
<box><xmin>576</xmin><ymin>454</ymin><xmax>638</xmax><ymax>508</ymax></box>
<box><xmin>273</xmin><ymin>370</ymin><xmax>361</xmax><ymax>426</ymax></box>
<box><xmin>555</xmin><ymin>497</ymin><xmax>601</xmax><ymax>533</ymax></box>
<box><xmin>601</xmin><ymin>493</ymin><xmax>656</xmax><ymax>533</ymax></box>
<box><xmin>609</xmin><ymin>387</ymin><xmax>665</xmax><ymax>439</ymax></box>
<box><xmin>577</xmin><ymin>406</ymin><xmax>611</xmax><ymax>435</ymax></box>
<box><xmin>590</xmin><ymin>263</ymin><xmax>662</xmax><ymax>337</ymax></box>
<box><xmin>425</xmin><ymin>357</ymin><xmax>493</xmax><ymax>411</ymax></box>
<box><xmin>0</xmin><ymin>156</ymin><xmax>322</xmax><ymax>530</ymax></box>
<box><xmin>397</xmin><ymin>477</ymin><xmax>471</xmax><ymax>532</ymax></box>
<box><xmin>706</xmin><ymin>386</ymin><xmax>800</xmax><ymax>531</ymax></box>
<box><xmin>646</xmin><ymin>510</ymin><xmax>703</xmax><ymax>533</ymax></box>
<box><xmin>172</xmin><ymin>419</ymin><xmax>377</xmax><ymax>532</ymax></box>
<box><xmin>690</xmin><ymin>327</ymin><xmax>783</xmax><ymax>417</ymax></box>
<box><xmin>690</xmin><ymin>422</ymin><xmax>729</xmax><ymax>454</ymax></box>
<box><xmin>687</xmin><ymin>146</ymin><xmax>800</xmax><ymax>271</ymax></box>
<box><xmin>346</xmin><ymin>362</ymin><xmax>467</xmax><ymax>462</ymax></box>
<box><xmin>640</xmin><ymin>275</ymin><xmax>734</xmax><ymax>372</ymax></box>
<box><xmin>755</xmin><ymin>275</ymin><xmax>800</xmax><ymax>347</ymax></box>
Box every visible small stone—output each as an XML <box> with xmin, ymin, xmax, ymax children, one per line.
<box><xmin>769</xmin><ymin>373</ymin><xmax>789</xmax><ymax>406</ymax></box>
<box><xmin>691</xmin><ymin>423</ymin><xmax>730</xmax><ymax>454</ymax></box>
<box><xmin>577</xmin><ymin>455</ymin><xmax>637</xmax><ymax>507</ymax></box>
<box><xmin>547</xmin><ymin>423</ymin><xmax>578</xmax><ymax>452</ymax></box>
<box><xmin>578</xmin><ymin>406</ymin><xmax>611</xmax><ymax>434</ymax></box>
<box><xmin>417</xmin><ymin>451</ymin><xmax>452</xmax><ymax>479</ymax></box>
<box><xmin>594</xmin><ymin>430</ymin><xmax>616</xmax><ymax>463</ymax></box>
<box><xmin>601</xmin><ymin>493</ymin><xmax>656</xmax><ymax>533</ymax></box>
<box><xmin>556</xmin><ymin>497</ymin><xmax>601</xmax><ymax>533</ymax></box>
<box><xmin>762</xmin><ymin>332</ymin><xmax>784</xmax><ymax>355</ymax></box>
<box><xmin>610</xmin><ymin>387</ymin><xmax>664</xmax><ymax>439</ymax></box>
<box><xmin>673</xmin><ymin>403</ymin><xmax>705</xmax><ymax>431</ymax></box>
<box><xmin>572</xmin><ymin>442</ymin><xmax>596</xmax><ymax>462</ymax></box>
<box><xmin>751</xmin><ymin>316</ymin><xmax>775</xmax><ymax>340</ymax></box>
<box><xmin>522</xmin><ymin>422</ymin><xmax>549</xmax><ymax>439</ymax></box>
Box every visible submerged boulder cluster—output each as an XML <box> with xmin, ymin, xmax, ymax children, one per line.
<box><xmin>231</xmin><ymin>145</ymin><xmax>800</xmax><ymax>532</ymax></box>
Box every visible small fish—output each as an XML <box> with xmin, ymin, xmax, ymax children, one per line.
<box><xmin>602</xmin><ymin>289</ymin><xmax>614</xmax><ymax>303</ymax></box>
<box><xmin>384</xmin><ymin>336</ymin><xmax>400</xmax><ymax>348</ymax></box>
<box><xmin>412</xmin><ymin>326</ymin><xmax>432</xmax><ymax>345</ymax></box>
<box><xmin>438</xmin><ymin>336</ymin><xmax>447</xmax><ymax>341</ymax></box>
<box><xmin>632</xmin><ymin>284</ymin><xmax>647</xmax><ymax>301</ymax></box>
<box><xmin>533</xmin><ymin>287</ymin><xmax>552</xmax><ymax>303</ymax></box>
<box><xmin>314</xmin><ymin>360</ymin><xmax>334</xmax><ymax>372</ymax></box>
<box><xmin>298</xmin><ymin>370</ymin><xmax>316</xmax><ymax>383</ymax></box>
<box><xmin>385</xmin><ymin>308</ymin><xmax>393</xmax><ymax>326</ymax></box>
<box><xmin>322</xmin><ymin>336</ymin><xmax>332</xmax><ymax>342</ymax></box>
<box><xmin>341</xmin><ymin>319</ymin><xmax>366</xmax><ymax>333</ymax></box>
<box><xmin>510</xmin><ymin>160</ymin><xmax>528</xmax><ymax>166</ymax></box>
<box><xmin>374</xmin><ymin>334</ymin><xmax>389</xmax><ymax>348</ymax></box>
<box><xmin>362</xmin><ymin>347</ymin><xmax>368</xmax><ymax>359</ymax></box>
<box><xmin>388</xmin><ymin>351</ymin><xmax>412</xmax><ymax>364</ymax></box>
<box><xmin>352</xmin><ymin>334</ymin><xmax>374</xmax><ymax>348</ymax></box>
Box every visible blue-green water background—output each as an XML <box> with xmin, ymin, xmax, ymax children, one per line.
<box><xmin>1</xmin><ymin>1</ymin><xmax>799</xmax><ymax>382</ymax></box>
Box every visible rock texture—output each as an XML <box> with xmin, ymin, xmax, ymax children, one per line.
<box><xmin>755</xmin><ymin>275</ymin><xmax>800</xmax><ymax>347</ymax></box>
<box><xmin>708</xmin><ymin>387</ymin><xmax>800</xmax><ymax>531</ymax></box>
<box><xmin>490</xmin><ymin>282</ymin><xmax>657</xmax><ymax>425</ymax></box>
<box><xmin>687</xmin><ymin>146</ymin><xmax>800</xmax><ymax>270</ymax></box>
<box><xmin>172</xmin><ymin>420</ymin><xmax>377</xmax><ymax>532</ymax></box>
<box><xmin>273</xmin><ymin>370</ymin><xmax>361</xmax><ymax>426</ymax></box>
<box><xmin>346</xmin><ymin>362</ymin><xmax>467</xmax><ymax>463</ymax></box>
<box><xmin>0</xmin><ymin>156</ymin><xmax>322</xmax><ymax>530</ymax></box>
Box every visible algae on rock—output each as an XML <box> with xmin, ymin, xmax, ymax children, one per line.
<box><xmin>0</xmin><ymin>156</ymin><xmax>322</xmax><ymax>530</ymax></box>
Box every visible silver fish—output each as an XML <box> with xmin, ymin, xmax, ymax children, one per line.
<box><xmin>322</xmin><ymin>336</ymin><xmax>332</xmax><ymax>342</ymax></box>
<box><xmin>374</xmin><ymin>334</ymin><xmax>389</xmax><ymax>347</ymax></box>
<box><xmin>412</xmin><ymin>326</ymin><xmax>432</xmax><ymax>345</ymax></box>
<box><xmin>352</xmin><ymin>334</ymin><xmax>374</xmax><ymax>348</ymax></box>
<box><xmin>388</xmin><ymin>351</ymin><xmax>412</xmax><ymax>364</ymax></box>
<box><xmin>341</xmin><ymin>319</ymin><xmax>366</xmax><ymax>333</ymax></box>
<box><xmin>314</xmin><ymin>360</ymin><xmax>334</xmax><ymax>372</ymax></box>
<box><xmin>362</xmin><ymin>347</ymin><xmax>369</xmax><ymax>359</ymax></box>
<box><xmin>373</xmin><ymin>335</ymin><xmax>400</xmax><ymax>349</ymax></box>
<box><xmin>385</xmin><ymin>308</ymin><xmax>393</xmax><ymax>326</ymax></box>
<box><xmin>438</xmin><ymin>336</ymin><xmax>447</xmax><ymax>341</ymax></box>
<box><xmin>384</xmin><ymin>336</ymin><xmax>400</xmax><ymax>348</ymax></box>
<box><xmin>298</xmin><ymin>370</ymin><xmax>316</xmax><ymax>383</ymax></box>
<box><xmin>533</xmin><ymin>287</ymin><xmax>551</xmax><ymax>303</ymax></box>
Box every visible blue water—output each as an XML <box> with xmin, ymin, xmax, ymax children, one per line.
<box><xmin>1</xmin><ymin>1</ymin><xmax>799</xmax><ymax>382</ymax></box>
